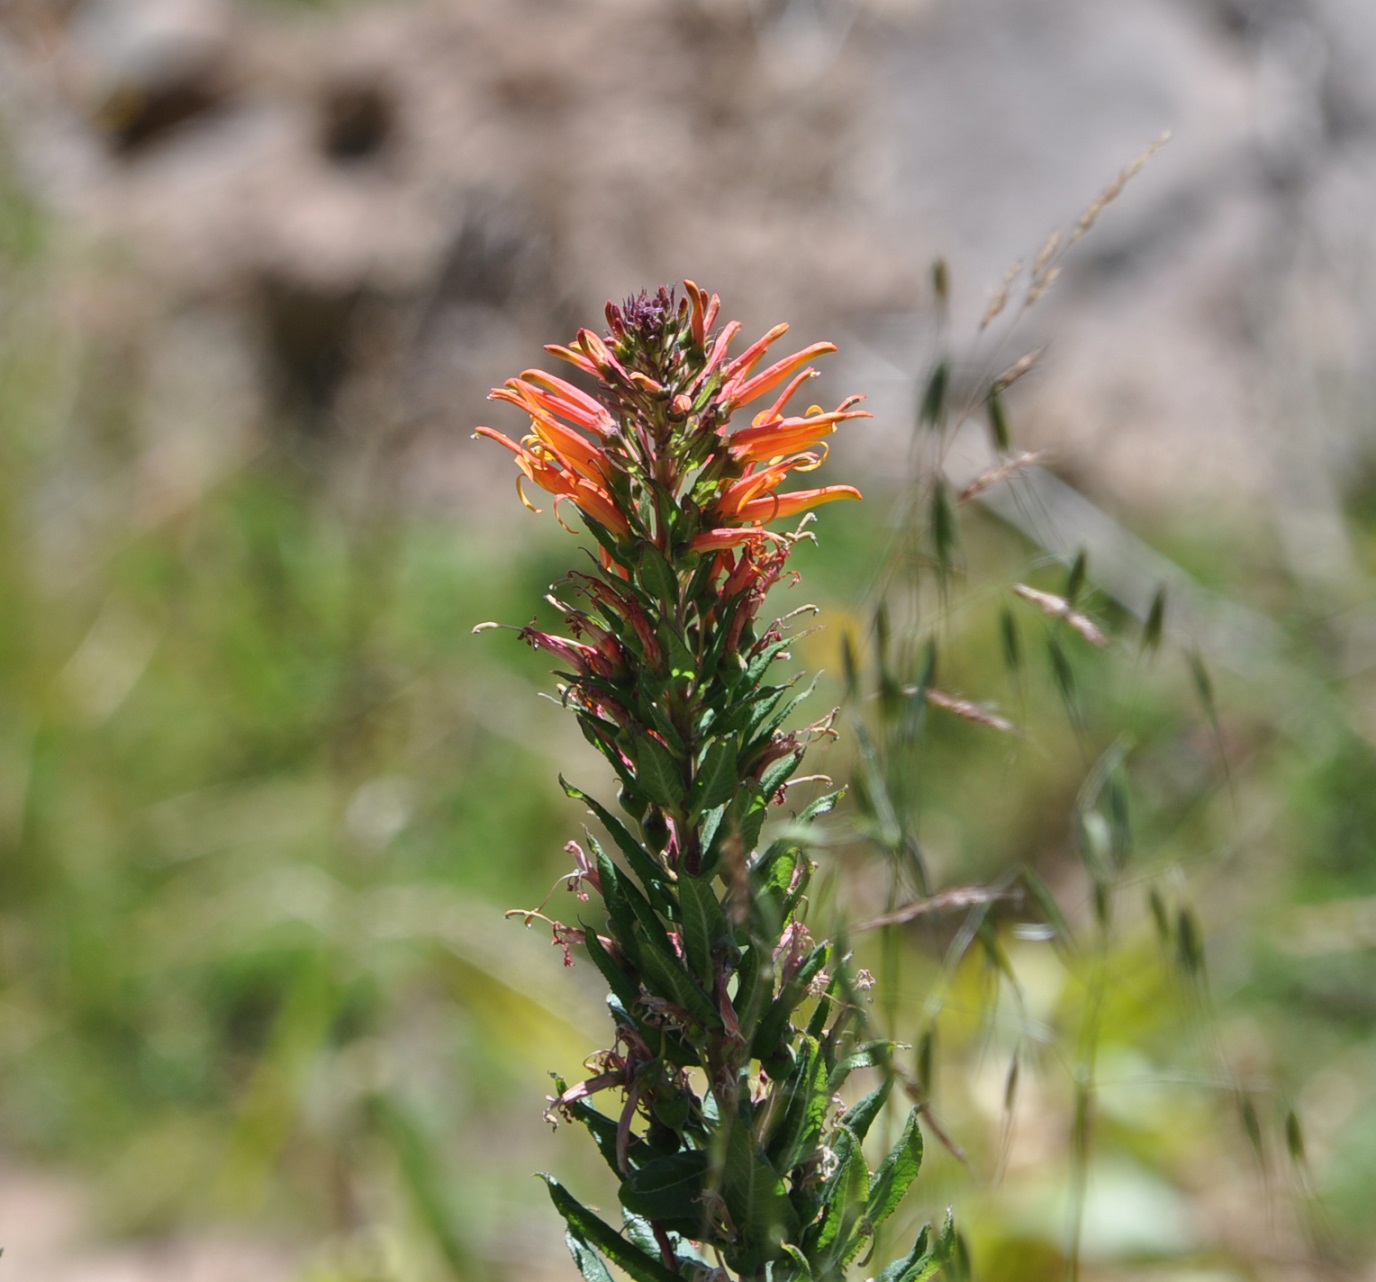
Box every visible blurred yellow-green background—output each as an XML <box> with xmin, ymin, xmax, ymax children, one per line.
<box><xmin>2</xmin><ymin>0</ymin><xmax>1376</xmax><ymax>1278</ymax></box>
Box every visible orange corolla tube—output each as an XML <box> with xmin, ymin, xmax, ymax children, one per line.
<box><xmin>728</xmin><ymin>485</ymin><xmax>863</xmax><ymax>526</ymax></box>
<box><xmin>515</xmin><ymin>371</ymin><xmax>615</xmax><ymax>436</ymax></box>
<box><xmin>721</xmin><ymin>341</ymin><xmax>839</xmax><ymax>412</ymax></box>
<box><xmin>728</xmin><ymin>402</ymin><xmax>871</xmax><ymax>464</ymax></box>
<box><xmin>688</xmin><ymin>527</ymin><xmax>786</xmax><ymax>554</ymax></box>
<box><xmin>473</xmin><ymin>426</ymin><xmax>630</xmax><ymax>536</ymax></box>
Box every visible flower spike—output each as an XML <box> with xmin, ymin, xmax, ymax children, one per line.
<box><xmin>474</xmin><ymin>284</ymin><xmax>937</xmax><ymax>1282</ymax></box>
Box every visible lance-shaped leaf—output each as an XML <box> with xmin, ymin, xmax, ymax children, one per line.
<box><xmin>632</xmin><ymin>731</ymin><xmax>687</xmax><ymax>810</ymax></box>
<box><xmin>747</xmin><ymin>674</ymin><xmax>818</xmax><ymax>745</ymax></box>
<box><xmin>741</xmin><ymin>636</ymin><xmax>796</xmax><ymax>691</ymax></box>
<box><xmin>692</xmin><ymin>737</ymin><xmax>739</xmax><ymax>813</ymax></box>
<box><xmin>706</xmin><ymin>783</ymin><xmax>769</xmax><ymax>874</ymax></box>
<box><xmin>561</xmin><ymin>1091</ymin><xmax>653</xmax><ymax>1176</ymax></box>
<box><xmin>580</xmin><ymin>921</ymin><xmax>641</xmax><ymax>1013</ymax></box>
<box><xmin>732</xmin><ymin>943</ymin><xmax>768</xmax><ymax>1040</ymax></box>
<box><xmin>875</xmin><ymin>1210</ymin><xmax>952</xmax><ymax>1282</ymax></box>
<box><xmin>827</xmin><ymin>1040</ymin><xmax>897</xmax><ymax>1093</ymax></box>
<box><xmin>805</xmin><ymin>1126</ymin><xmax>868</xmax><ymax>1262</ymax></box>
<box><xmin>751</xmin><ymin>944</ymin><xmax>829</xmax><ymax>1063</ymax></box>
<box><xmin>634</xmin><ymin>924</ymin><xmax>719</xmax><ymax>1029</ymax></box>
<box><xmin>750</xmin><ymin>841</ymin><xmax>808</xmax><ymax>934</ymax></box>
<box><xmin>678</xmin><ymin>874</ymin><xmax>730</xmax><ymax>990</ymax></box>
<box><xmin>868</xmin><ymin>1108</ymin><xmax>924</xmax><ymax>1229</ymax></box>
<box><xmin>759</xmin><ymin>749</ymin><xmax>804</xmax><ymax>801</ymax></box>
<box><xmin>620</xmin><ymin>1150</ymin><xmax>710</xmax><ymax>1235</ymax></box>
<box><xmin>767</xmin><ymin>1036</ymin><xmax>829</xmax><ymax>1174</ymax></box>
<box><xmin>544</xmin><ymin>1176</ymin><xmax>680</xmax><ymax>1282</ymax></box>
<box><xmin>721</xmin><ymin>1115</ymin><xmax>800</xmax><ymax>1268</ymax></box>
<box><xmin>637</xmin><ymin>541</ymin><xmax>680</xmax><ymax>604</ymax></box>
<box><xmin>561</xmin><ymin>776</ymin><xmax>669</xmax><ymax>902</ymax></box>
<box><xmin>595</xmin><ymin>846</ymin><xmax>651</xmax><ymax>970</ymax></box>
<box><xmin>565</xmin><ymin>1228</ymin><xmax>615</xmax><ymax>1282</ymax></box>
<box><xmin>840</xmin><ymin>1075</ymin><xmax>892</xmax><ymax>1143</ymax></box>
<box><xmin>795</xmin><ymin>788</ymin><xmax>844</xmax><ymax>824</ymax></box>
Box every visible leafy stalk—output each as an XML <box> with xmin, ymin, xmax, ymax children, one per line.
<box><xmin>478</xmin><ymin>284</ymin><xmax>951</xmax><ymax>1282</ymax></box>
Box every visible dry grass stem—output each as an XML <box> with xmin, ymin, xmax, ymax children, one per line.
<box><xmin>1013</xmin><ymin>583</ymin><xmax>1110</xmax><ymax>648</ymax></box>
<box><xmin>856</xmin><ymin>883</ymin><xmax>1025</xmax><ymax>931</ymax></box>
<box><xmin>1072</xmin><ymin>129</ymin><xmax>1172</xmax><ymax>242</ymax></box>
<box><xmin>980</xmin><ymin>259</ymin><xmax>1024</xmax><ymax>331</ymax></box>
<box><xmin>993</xmin><ymin>348</ymin><xmax>1044</xmax><ymax>392</ymax></box>
<box><xmin>958</xmin><ymin>450</ymin><xmax>1045</xmax><ymax>504</ymax></box>
<box><xmin>1032</xmin><ymin>230</ymin><xmax>1062</xmax><ymax>279</ymax></box>
<box><xmin>1026</xmin><ymin>264</ymin><xmax>1061</xmax><ymax>307</ymax></box>
<box><xmin>923</xmin><ymin>688</ymin><xmax>1017</xmax><ymax>734</ymax></box>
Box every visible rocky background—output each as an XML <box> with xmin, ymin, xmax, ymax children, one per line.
<box><xmin>4</xmin><ymin>0</ymin><xmax>1376</xmax><ymax>1278</ymax></box>
<box><xmin>5</xmin><ymin>0</ymin><xmax>1376</xmax><ymax>526</ymax></box>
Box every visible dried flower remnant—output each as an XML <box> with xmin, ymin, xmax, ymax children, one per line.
<box><xmin>476</xmin><ymin>283</ymin><xmax>954</xmax><ymax>1282</ymax></box>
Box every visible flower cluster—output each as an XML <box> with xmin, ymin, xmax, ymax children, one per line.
<box><xmin>476</xmin><ymin>281</ymin><xmax>867</xmax><ymax>559</ymax></box>
<box><xmin>478</xmin><ymin>284</ymin><xmax>950</xmax><ymax>1282</ymax></box>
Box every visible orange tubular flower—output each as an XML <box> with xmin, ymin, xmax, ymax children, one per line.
<box><xmin>728</xmin><ymin>485</ymin><xmax>862</xmax><ymax>527</ymax></box>
<box><xmin>727</xmin><ymin>400</ymin><xmax>871</xmax><ymax>464</ymax></box>
<box><xmin>512</xmin><ymin>370</ymin><xmax>616</xmax><ymax>437</ymax></box>
<box><xmin>473</xmin><ymin>426</ymin><xmax>630</xmax><ymax>536</ymax></box>
<box><xmin>688</xmin><ymin>527</ymin><xmax>785</xmax><ymax>554</ymax></box>
<box><xmin>721</xmin><ymin>341</ymin><xmax>839</xmax><ymax>412</ymax></box>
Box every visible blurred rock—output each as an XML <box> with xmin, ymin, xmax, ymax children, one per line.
<box><xmin>3</xmin><ymin>0</ymin><xmax>1376</xmax><ymax>541</ymax></box>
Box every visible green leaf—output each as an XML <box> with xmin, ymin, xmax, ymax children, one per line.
<box><xmin>751</xmin><ymin>946</ymin><xmax>828</xmax><ymax>1063</ymax></box>
<box><xmin>796</xmin><ymin>788</ymin><xmax>844</xmax><ymax>824</ymax></box>
<box><xmin>827</xmin><ymin>1041</ymin><xmax>897</xmax><ymax>1093</ymax></box>
<box><xmin>544</xmin><ymin>1176</ymin><xmax>680</xmax><ymax>1282</ymax></box>
<box><xmin>595</xmin><ymin>846</ymin><xmax>645</xmax><ymax>964</ymax></box>
<box><xmin>620</xmin><ymin>1150</ymin><xmax>709</xmax><ymax>1232</ymax></box>
<box><xmin>721</xmin><ymin>1115</ymin><xmax>799</xmax><ymax>1265</ymax></box>
<box><xmin>808</xmin><ymin>1127</ymin><xmax>868</xmax><ymax>1262</ymax></box>
<box><xmin>709</xmin><ymin>783</ymin><xmax>769</xmax><ymax>873</ymax></box>
<box><xmin>563</xmin><ymin>1093</ymin><xmax>652</xmax><ymax>1176</ymax></box>
<box><xmin>743</xmin><ymin>637</ymin><xmax>795</xmax><ymax>690</ymax></box>
<box><xmin>868</xmin><ymin>1108</ymin><xmax>924</xmax><ymax>1229</ymax></box>
<box><xmin>637</xmin><ymin>542</ymin><xmax>680</xmax><ymax>604</ymax></box>
<box><xmin>678</xmin><ymin>875</ymin><xmax>728</xmax><ymax>990</ymax></box>
<box><xmin>732</xmin><ymin>944</ymin><xmax>767</xmax><ymax>1040</ymax></box>
<box><xmin>635</xmin><ymin>925</ymin><xmax>719</xmax><ymax>1029</ymax></box>
<box><xmin>692</xmin><ymin>738</ymin><xmax>739</xmax><ymax>813</ymax></box>
<box><xmin>561</xmin><ymin>777</ymin><xmax>669</xmax><ymax>902</ymax></box>
<box><xmin>748</xmin><ymin>674</ymin><xmax>818</xmax><ymax>746</ymax></box>
<box><xmin>779</xmin><ymin>1243</ymin><xmax>814</xmax><ymax>1282</ymax></box>
<box><xmin>767</xmin><ymin>1036</ymin><xmax>829</xmax><ymax>1174</ymax></box>
<box><xmin>874</xmin><ymin>1224</ymin><xmax>938</xmax><ymax>1282</ymax></box>
<box><xmin>661</xmin><ymin>625</ymin><xmax>698</xmax><ymax>683</ymax></box>
<box><xmin>698</xmin><ymin>803</ymin><xmax>726</xmax><ymax>860</ymax></box>
<box><xmin>632</xmin><ymin>732</ymin><xmax>686</xmax><ymax>810</ymax></box>
<box><xmin>841</xmin><ymin>1076</ymin><xmax>892</xmax><ymax>1142</ymax></box>
<box><xmin>565</xmin><ymin>1229</ymin><xmax>615</xmax><ymax>1282</ymax></box>
<box><xmin>759</xmin><ymin>749</ymin><xmax>803</xmax><ymax>802</ymax></box>
<box><xmin>581</xmin><ymin>924</ymin><xmax>641</xmax><ymax>1013</ymax></box>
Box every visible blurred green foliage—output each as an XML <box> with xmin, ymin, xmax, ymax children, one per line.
<box><xmin>2</xmin><ymin>160</ymin><xmax>1375</xmax><ymax>1281</ymax></box>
